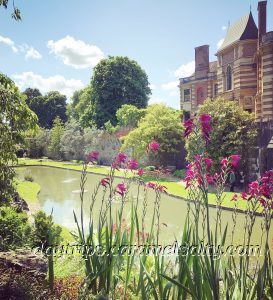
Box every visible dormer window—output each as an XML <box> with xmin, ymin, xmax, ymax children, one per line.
<box><xmin>226</xmin><ymin>65</ymin><xmax>233</xmax><ymax>91</ymax></box>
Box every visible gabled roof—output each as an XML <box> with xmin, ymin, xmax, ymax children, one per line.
<box><xmin>218</xmin><ymin>12</ymin><xmax>258</xmax><ymax>52</ymax></box>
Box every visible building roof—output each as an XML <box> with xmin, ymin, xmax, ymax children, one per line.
<box><xmin>218</xmin><ymin>12</ymin><xmax>258</xmax><ymax>52</ymax></box>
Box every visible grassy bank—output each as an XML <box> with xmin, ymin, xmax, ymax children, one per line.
<box><xmin>16</xmin><ymin>158</ymin><xmax>247</xmax><ymax>211</ymax></box>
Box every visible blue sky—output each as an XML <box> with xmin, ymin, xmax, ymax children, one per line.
<box><xmin>0</xmin><ymin>0</ymin><xmax>272</xmax><ymax>108</ymax></box>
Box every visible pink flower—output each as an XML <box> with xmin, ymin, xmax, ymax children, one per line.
<box><xmin>157</xmin><ymin>185</ymin><xmax>167</xmax><ymax>193</ymax></box>
<box><xmin>231</xmin><ymin>194</ymin><xmax>238</xmax><ymax>201</ymax></box>
<box><xmin>137</xmin><ymin>168</ymin><xmax>144</xmax><ymax>176</ymax></box>
<box><xmin>115</xmin><ymin>183</ymin><xmax>127</xmax><ymax>197</ymax></box>
<box><xmin>101</xmin><ymin>177</ymin><xmax>110</xmax><ymax>187</ymax></box>
<box><xmin>183</xmin><ymin>118</ymin><xmax>194</xmax><ymax>138</ymax></box>
<box><xmin>147</xmin><ymin>141</ymin><xmax>160</xmax><ymax>152</ymax></box>
<box><xmin>221</xmin><ymin>158</ymin><xmax>228</xmax><ymax>169</ymax></box>
<box><xmin>146</xmin><ymin>182</ymin><xmax>156</xmax><ymax>189</ymax></box>
<box><xmin>199</xmin><ymin>114</ymin><xmax>212</xmax><ymax>143</ymax></box>
<box><xmin>204</xmin><ymin>157</ymin><xmax>213</xmax><ymax>170</ymax></box>
<box><xmin>127</xmin><ymin>159</ymin><xmax>138</xmax><ymax>170</ymax></box>
<box><xmin>87</xmin><ymin>151</ymin><xmax>99</xmax><ymax>162</ymax></box>
<box><xmin>206</xmin><ymin>175</ymin><xmax>214</xmax><ymax>185</ymax></box>
<box><xmin>117</xmin><ymin>152</ymin><xmax>127</xmax><ymax>163</ymax></box>
<box><xmin>241</xmin><ymin>192</ymin><xmax>248</xmax><ymax>200</ymax></box>
<box><xmin>230</xmin><ymin>155</ymin><xmax>241</xmax><ymax>169</ymax></box>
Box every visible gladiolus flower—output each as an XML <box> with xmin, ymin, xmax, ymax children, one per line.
<box><xmin>241</xmin><ymin>192</ymin><xmax>248</xmax><ymax>200</ymax></box>
<box><xmin>199</xmin><ymin>114</ymin><xmax>212</xmax><ymax>143</ymax></box>
<box><xmin>127</xmin><ymin>159</ymin><xmax>138</xmax><ymax>170</ymax></box>
<box><xmin>221</xmin><ymin>158</ymin><xmax>228</xmax><ymax>169</ymax></box>
<box><xmin>116</xmin><ymin>183</ymin><xmax>127</xmax><ymax>197</ymax></box>
<box><xmin>147</xmin><ymin>141</ymin><xmax>160</xmax><ymax>152</ymax></box>
<box><xmin>206</xmin><ymin>175</ymin><xmax>214</xmax><ymax>185</ymax></box>
<box><xmin>231</xmin><ymin>194</ymin><xmax>238</xmax><ymax>201</ymax></box>
<box><xmin>157</xmin><ymin>185</ymin><xmax>167</xmax><ymax>193</ymax></box>
<box><xmin>204</xmin><ymin>157</ymin><xmax>213</xmax><ymax>170</ymax></box>
<box><xmin>230</xmin><ymin>155</ymin><xmax>241</xmax><ymax>169</ymax></box>
<box><xmin>87</xmin><ymin>151</ymin><xmax>99</xmax><ymax>162</ymax></box>
<box><xmin>183</xmin><ymin>118</ymin><xmax>194</xmax><ymax>138</ymax></box>
<box><xmin>101</xmin><ymin>177</ymin><xmax>110</xmax><ymax>187</ymax></box>
<box><xmin>117</xmin><ymin>152</ymin><xmax>127</xmax><ymax>163</ymax></box>
<box><xmin>147</xmin><ymin>182</ymin><xmax>156</xmax><ymax>189</ymax></box>
<box><xmin>137</xmin><ymin>168</ymin><xmax>144</xmax><ymax>176</ymax></box>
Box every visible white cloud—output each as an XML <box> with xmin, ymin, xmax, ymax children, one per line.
<box><xmin>25</xmin><ymin>47</ymin><xmax>42</xmax><ymax>60</ymax></box>
<box><xmin>217</xmin><ymin>38</ymin><xmax>224</xmax><ymax>49</ymax></box>
<box><xmin>161</xmin><ymin>80</ymin><xmax>178</xmax><ymax>91</ymax></box>
<box><xmin>47</xmin><ymin>35</ymin><xmax>104</xmax><ymax>69</ymax></box>
<box><xmin>221</xmin><ymin>26</ymin><xmax>227</xmax><ymax>31</ymax></box>
<box><xmin>0</xmin><ymin>35</ymin><xmax>42</xmax><ymax>59</ymax></box>
<box><xmin>0</xmin><ymin>35</ymin><xmax>18</xmax><ymax>53</ymax></box>
<box><xmin>174</xmin><ymin>61</ymin><xmax>195</xmax><ymax>78</ymax></box>
<box><xmin>169</xmin><ymin>90</ymin><xmax>179</xmax><ymax>97</ymax></box>
<box><xmin>13</xmin><ymin>72</ymin><xmax>84</xmax><ymax>99</ymax></box>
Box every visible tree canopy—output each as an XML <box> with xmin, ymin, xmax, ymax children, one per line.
<box><xmin>122</xmin><ymin>104</ymin><xmax>184</xmax><ymax>167</ymax></box>
<box><xmin>90</xmin><ymin>56</ymin><xmax>151</xmax><ymax>127</ymax></box>
<box><xmin>24</xmin><ymin>89</ymin><xmax>67</xmax><ymax>129</ymax></box>
<box><xmin>0</xmin><ymin>73</ymin><xmax>37</xmax><ymax>203</ymax></box>
<box><xmin>185</xmin><ymin>97</ymin><xmax>257</xmax><ymax>172</ymax></box>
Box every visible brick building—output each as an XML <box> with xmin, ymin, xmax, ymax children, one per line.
<box><xmin>179</xmin><ymin>1</ymin><xmax>273</xmax><ymax>123</ymax></box>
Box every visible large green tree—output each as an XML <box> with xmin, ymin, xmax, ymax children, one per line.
<box><xmin>90</xmin><ymin>56</ymin><xmax>151</xmax><ymax>127</ymax></box>
<box><xmin>122</xmin><ymin>104</ymin><xmax>184</xmax><ymax>167</ymax></box>
<box><xmin>24</xmin><ymin>89</ymin><xmax>67</xmax><ymax>129</ymax></box>
<box><xmin>0</xmin><ymin>73</ymin><xmax>37</xmax><ymax>203</ymax></box>
<box><xmin>185</xmin><ymin>97</ymin><xmax>257</xmax><ymax>172</ymax></box>
<box><xmin>0</xmin><ymin>0</ymin><xmax>21</xmax><ymax>20</ymax></box>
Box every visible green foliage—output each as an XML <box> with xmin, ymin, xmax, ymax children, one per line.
<box><xmin>31</xmin><ymin>210</ymin><xmax>62</xmax><ymax>249</ymax></box>
<box><xmin>0</xmin><ymin>0</ymin><xmax>21</xmax><ymax>20</ymax></box>
<box><xmin>185</xmin><ymin>97</ymin><xmax>257</xmax><ymax>172</ymax></box>
<box><xmin>48</xmin><ymin>117</ymin><xmax>64</xmax><ymax>160</ymax></box>
<box><xmin>60</xmin><ymin>120</ymin><xmax>84</xmax><ymax>161</ymax></box>
<box><xmin>24</xmin><ymin>89</ymin><xmax>67</xmax><ymax>129</ymax></box>
<box><xmin>172</xmin><ymin>169</ymin><xmax>186</xmax><ymax>179</ymax></box>
<box><xmin>0</xmin><ymin>73</ymin><xmax>37</xmax><ymax>203</ymax></box>
<box><xmin>116</xmin><ymin>104</ymin><xmax>146</xmax><ymax>128</ymax></box>
<box><xmin>90</xmin><ymin>56</ymin><xmax>151</xmax><ymax>127</ymax></box>
<box><xmin>122</xmin><ymin>104</ymin><xmax>184</xmax><ymax>165</ymax></box>
<box><xmin>0</xmin><ymin>206</ymin><xmax>31</xmax><ymax>251</ymax></box>
<box><xmin>25</xmin><ymin>128</ymin><xmax>50</xmax><ymax>158</ymax></box>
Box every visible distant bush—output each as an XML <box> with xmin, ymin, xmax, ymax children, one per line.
<box><xmin>144</xmin><ymin>166</ymin><xmax>156</xmax><ymax>171</ymax></box>
<box><xmin>172</xmin><ymin>169</ymin><xmax>186</xmax><ymax>179</ymax></box>
<box><xmin>24</xmin><ymin>170</ymin><xmax>34</xmax><ymax>182</ymax></box>
<box><xmin>0</xmin><ymin>207</ymin><xmax>31</xmax><ymax>251</ymax></box>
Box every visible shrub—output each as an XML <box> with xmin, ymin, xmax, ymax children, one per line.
<box><xmin>172</xmin><ymin>169</ymin><xmax>186</xmax><ymax>179</ymax></box>
<box><xmin>0</xmin><ymin>207</ymin><xmax>31</xmax><ymax>251</ymax></box>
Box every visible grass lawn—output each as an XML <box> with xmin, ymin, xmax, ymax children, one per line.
<box><xmin>16</xmin><ymin>180</ymin><xmax>40</xmax><ymax>204</ymax></box>
<box><xmin>17</xmin><ymin>158</ymin><xmax>248</xmax><ymax>211</ymax></box>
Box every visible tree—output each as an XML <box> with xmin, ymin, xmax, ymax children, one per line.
<box><xmin>90</xmin><ymin>56</ymin><xmax>151</xmax><ymax>127</ymax></box>
<box><xmin>0</xmin><ymin>73</ymin><xmax>37</xmax><ymax>203</ymax></box>
<box><xmin>48</xmin><ymin>117</ymin><xmax>64</xmax><ymax>160</ymax></box>
<box><xmin>122</xmin><ymin>104</ymin><xmax>184</xmax><ymax>167</ymax></box>
<box><xmin>24</xmin><ymin>90</ymin><xmax>67</xmax><ymax>129</ymax></box>
<box><xmin>0</xmin><ymin>0</ymin><xmax>21</xmax><ymax>20</ymax></box>
<box><xmin>116</xmin><ymin>104</ymin><xmax>146</xmax><ymax>128</ymax></box>
<box><xmin>185</xmin><ymin>97</ymin><xmax>257</xmax><ymax>173</ymax></box>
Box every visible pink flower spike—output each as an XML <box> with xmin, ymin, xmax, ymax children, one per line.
<box><xmin>147</xmin><ymin>182</ymin><xmax>156</xmax><ymax>189</ymax></box>
<box><xmin>157</xmin><ymin>185</ymin><xmax>167</xmax><ymax>193</ymax></box>
<box><xmin>137</xmin><ymin>168</ymin><xmax>144</xmax><ymax>176</ymax></box>
<box><xmin>127</xmin><ymin>159</ymin><xmax>138</xmax><ymax>170</ymax></box>
<box><xmin>87</xmin><ymin>151</ymin><xmax>99</xmax><ymax>162</ymax></box>
<box><xmin>241</xmin><ymin>192</ymin><xmax>248</xmax><ymax>200</ymax></box>
<box><xmin>115</xmin><ymin>183</ymin><xmax>127</xmax><ymax>197</ymax></box>
<box><xmin>183</xmin><ymin>118</ymin><xmax>194</xmax><ymax>138</ymax></box>
<box><xmin>199</xmin><ymin>114</ymin><xmax>212</xmax><ymax>143</ymax></box>
<box><xmin>147</xmin><ymin>141</ymin><xmax>160</xmax><ymax>152</ymax></box>
<box><xmin>101</xmin><ymin>177</ymin><xmax>110</xmax><ymax>187</ymax></box>
<box><xmin>204</xmin><ymin>157</ymin><xmax>213</xmax><ymax>169</ymax></box>
<box><xmin>231</xmin><ymin>194</ymin><xmax>238</xmax><ymax>201</ymax></box>
<box><xmin>230</xmin><ymin>155</ymin><xmax>241</xmax><ymax>169</ymax></box>
<box><xmin>221</xmin><ymin>158</ymin><xmax>228</xmax><ymax>169</ymax></box>
<box><xmin>117</xmin><ymin>152</ymin><xmax>127</xmax><ymax>163</ymax></box>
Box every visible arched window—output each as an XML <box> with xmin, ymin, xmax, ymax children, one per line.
<box><xmin>226</xmin><ymin>65</ymin><xmax>232</xmax><ymax>91</ymax></box>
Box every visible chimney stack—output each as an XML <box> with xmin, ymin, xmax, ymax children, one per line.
<box><xmin>258</xmin><ymin>1</ymin><xmax>267</xmax><ymax>43</ymax></box>
<box><xmin>195</xmin><ymin>45</ymin><xmax>209</xmax><ymax>79</ymax></box>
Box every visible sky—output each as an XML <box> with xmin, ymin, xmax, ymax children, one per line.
<box><xmin>0</xmin><ymin>0</ymin><xmax>272</xmax><ymax>109</ymax></box>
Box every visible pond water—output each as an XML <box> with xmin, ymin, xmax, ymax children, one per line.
<box><xmin>16</xmin><ymin>166</ymin><xmax>272</xmax><ymax>257</ymax></box>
